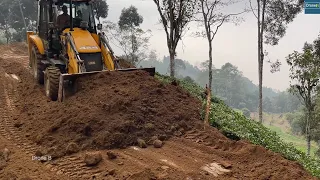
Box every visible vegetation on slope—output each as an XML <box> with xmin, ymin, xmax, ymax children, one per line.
<box><xmin>265</xmin><ymin>124</ymin><xmax>318</xmax><ymax>157</ymax></box>
<box><xmin>155</xmin><ymin>72</ymin><xmax>320</xmax><ymax>178</ymax></box>
<box><xmin>249</xmin><ymin>112</ymin><xmax>319</xmax><ymax>157</ymax></box>
<box><xmin>141</xmin><ymin>57</ymin><xmax>302</xmax><ymax>113</ymax></box>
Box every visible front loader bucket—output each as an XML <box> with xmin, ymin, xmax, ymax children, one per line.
<box><xmin>57</xmin><ymin>67</ymin><xmax>155</xmax><ymax>102</ymax></box>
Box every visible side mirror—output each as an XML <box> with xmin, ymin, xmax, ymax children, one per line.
<box><xmin>97</xmin><ymin>24</ymin><xmax>102</xmax><ymax>30</ymax></box>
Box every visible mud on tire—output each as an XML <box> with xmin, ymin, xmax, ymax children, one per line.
<box><xmin>44</xmin><ymin>66</ymin><xmax>61</xmax><ymax>101</ymax></box>
<box><xmin>30</xmin><ymin>45</ymin><xmax>45</xmax><ymax>84</ymax></box>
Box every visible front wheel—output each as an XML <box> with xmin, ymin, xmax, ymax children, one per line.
<box><xmin>44</xmin><ymin>66</ymin><xmax>61</xmax><ymax>101</ymax></box>
<box><xmin>30</xmin><ymin>45</ymin><xmax>45</xmax><ymax>84</ymax></box>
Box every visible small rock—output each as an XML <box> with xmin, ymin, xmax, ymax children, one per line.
<box><xmin>47</xmin><ymin>147</ymin><xmax>61</xmax><ymax>159</ymax></box>
<box><xmin>117</xmin><ymin>162</ymin><xmax>124</xmax><ymax>165</ymax></box>
<box><xmin>144</xmin><ymin>123</ymin><xmax>155</xmax><ymax>130</ymax></box>
<box><xmin>169</xmin><ymin>126</ymin><xmax>176</xmax><ymax>132</ymax></box>
<box><xmin>159</xmin><ymin>135</ymin><xmax>167</xmax><ymax>141</ymax></box>
<box><xmin>161</xmin><ymin>166</ymin><xmax>169</xmax><ymax>170</ymax></box>
<box><xmin>220</xmin><ymin>161</ymin><xmax>232</xmax><ymax>169</ymax></box>
<box><xmin>137</xmin><ymin>138</ymin><xmax>147</xmax><ymax>148</ymax></box>
<box><xmin>66</xmin><ymin>142</ymin><xmax>80</xmax><ymax>154</ymax></box>
<box><xmin>153</xmin><ymin>140</ymin><xmax>163</xmax><ymax>148</ymax></box>
<box><xmin>173</xmin><ymin>131</ymin><xmax>182</xmax><ymax>137</ymax></box>
<box><xmin>107</xmin><ymin>151</ymin><xmax>117</xmax><ymax>160</ymax></box>
<box><xmin>108</xmin><ymin>169</ymin><xmax>116</xmax><ymax>176</ymax></box>
<box><xmin>84</xmin><ymin>152</ymin><xmax>102</xmax><ymax>166</ymax></box>
<box><xmin>178</xmin><ymin>128</ymin><xmax>185</xmax><ymax>134</ymax></box>
<box><xmin>3</xmin><ymin>148</ymin><xmax>10</xmax><ymax>161</ymax></box>
<box><xmin>255</xmin><ymin>162</ymin><xmax>264</xmax><ymax>167</ymax></box>
<box><xmin>147</xmin><ymin>136</ymin><xmax>158</xmax><ymax>145</ymax></box>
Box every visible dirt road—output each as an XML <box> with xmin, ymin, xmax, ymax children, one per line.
<box><xmin>0</xmin><ymin>43</ymin><xmax>317</xmax><ymax>180</ymax></box>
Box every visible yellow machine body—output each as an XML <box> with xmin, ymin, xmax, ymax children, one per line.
<box><xmin>26</xmin><ymin>0</ymin><xmax>155</xmax><ymax>102</ymax></box>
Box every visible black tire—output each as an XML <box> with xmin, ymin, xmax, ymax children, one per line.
<box><xmin>30</xmin><ymin>45</ymin><xmax>45</xmax><ymax>84</ymax></box>
<box><xmin>44</xmin><ymin>66</ymin><xmax>61</xmax><ymax>101</ymax></box>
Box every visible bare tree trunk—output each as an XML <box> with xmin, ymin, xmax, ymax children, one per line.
<box><xmin>131</xmin><ymin>28</ymin><xmax>135</xmax><ymax>65</ymax></box>
<box><xmin>258</xmin><ymin>63</ymin><xmax>263</xmax><ymax>123</ymax></box>
<box><xmin>204</xmin><ymin>86</ymin><xmax>211</xmax><ymax>129</ymax></box>
<box><xmin>307</xmin><ymin>132</ymin><xmax>311</xmax><ymax>156</ymax></box>
<box><xmin>208</xmin><ymin>41</ymin><xmax>213</xmax><ymax>89</ymax></box>
<box><xmin>5</xmin><ymin>24</ymin><xmax>9</xmax><ymax>44</ymax></box>
<box><xmin>306</xmin><ymin>108</ymin><xmax>311</xmax><ymax>156</ymax></box>
<box><xmin>169</xmin><ymin>50</ymin><xmax>175</xmax><ymax>77</ymax></box>
<box><xmin>18</xmin><ymin>0</ymin><xmax>27</xmax><ymax>41</ymax></box>
<box><xmin>257</xmin><ymin>0</ymin><xmax>266</xmax><ymax>124</ymax></box>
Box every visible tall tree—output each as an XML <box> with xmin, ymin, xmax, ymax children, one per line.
<box><xmin>286</xmin><ymin>41</ymin><xmax>320</xmax><ymax>156</ymax></box>
<box><xmin>118</xmin><ymin>6</ymin><xmax>143</xmax><ymax>30</ymax></box>
<box><xmin>153</xmin><ymin>0</ymin><xmax>198</xmax><ymax>77</ymax></box>
<box><xmin>249</xmin><ymin>0</ymin><xmax>303</xmax><ymax>123</ymax></box>
<box><xmin>92</xmin><ymin>0</ymin><xmax>109</xmax><ymax>22</ymax></box>
<box><xmin>195</xmin><ymin>0</ymin><xmax>245</xmax><ymax>90</ymax></box>
<box><xmin>103</xmin><ymin>19</ymin><xmax>151</xmax><ymax>65</ymax></box>
<box><xmin>0</xmin><ymin>0</ymin><xmax>38</xmax><ymax>42</ymax></box>
<box><xmin>117</xmin><ymin>5</ymin><xmax>145</xmax><ymax>64</ymax></box>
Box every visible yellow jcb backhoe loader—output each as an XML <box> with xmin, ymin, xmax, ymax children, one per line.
<box><xmin>27</xmin><ymin>0</ymin><xmax>155</xmax><ymax>102</ymax></box>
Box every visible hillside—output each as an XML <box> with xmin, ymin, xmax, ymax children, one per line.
<box><xmin>140</xmin><ymin>57</ymin><xmax>301</xmax><ymax>113</ymax></box>
<box><xmin>0</xmin><ymin>43</ymin><xmax>318</xmax><ymax>179</ymax></box>
<box><xmin>250</xmin><ymin>112</ymin><xmax>319</xmax><ymax>157</ymax></box>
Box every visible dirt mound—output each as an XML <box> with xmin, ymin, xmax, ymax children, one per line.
<box><xmin>14</xmin><ymin>69</ymin><xmax>202</xmax><ymax>157</ymax></box>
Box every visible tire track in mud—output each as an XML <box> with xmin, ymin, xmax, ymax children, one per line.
<box><xmin>0</xmin><ymin>55</ymin><xmax>105</xmax><ymax>179</ymax></box>
<box><xmin>0</xmin><ymin>72</ymin><xmax>41</xmax><ymax>157</ymax></box>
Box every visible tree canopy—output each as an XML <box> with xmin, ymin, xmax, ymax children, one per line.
<box><xmin>93</xmin><ymin>0</ymin><xmax>109</xmax><ymax>21</ymax></box>
<box><xmin>118</xmin><ymin>5</ymin><xmax>143</xmax><ymax>30</ymax></box>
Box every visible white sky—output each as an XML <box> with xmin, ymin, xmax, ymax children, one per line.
<box><xmin>104</xmin><ymin>0</ymin><xmax>320</xmax><ymax>91</ymax></box>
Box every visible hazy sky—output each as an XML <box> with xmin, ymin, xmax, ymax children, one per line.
<box><xmin>105</xmin><ymin>0</ymin><xmax>319</xmax><ymax>92</ymax></box>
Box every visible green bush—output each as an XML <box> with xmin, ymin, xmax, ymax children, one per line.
<box><xmin>155</xmin><ymin>73</ymin><xmax>320</xmax><ymax>178</ymax></box>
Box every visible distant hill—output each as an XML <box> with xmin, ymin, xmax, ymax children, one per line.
<box><xmin>139</xmin><ymin>56</ymin><xmax>301</xmax><ymax>113</ymax></box>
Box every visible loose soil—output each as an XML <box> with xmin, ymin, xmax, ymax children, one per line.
<box><xmin>15</xmin><ymin>68</ymin><xmax>203</xmax><ymax>158</ymax></box>
<box><xmin>0</xmin><ymin>43</ymin><xmax>318</xmax><ymax>179</ymax></box>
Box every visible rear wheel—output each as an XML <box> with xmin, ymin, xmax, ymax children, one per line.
<box><xmin>30</xmin><ymin>45</ymin><xmax>45</xmax><ymax>84</ymax></box>
<box><xmin>44</xmin><ymin>66</ymin><xmax>60</xmax><ymax>101</ymax></box>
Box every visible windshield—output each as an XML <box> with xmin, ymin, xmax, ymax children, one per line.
<box><xmin>56</xmin><ymin>2</ymin><xmax>96</xmax><ymax>32</ymax></box>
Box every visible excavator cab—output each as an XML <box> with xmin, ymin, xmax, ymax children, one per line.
<box><xmin>27</xmin><ymin>0</ymin><xmax>155</xmax><ymax>102</ymax></box>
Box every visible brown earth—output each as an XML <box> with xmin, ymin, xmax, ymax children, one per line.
<box><xmin>0</xmin><ymin>43</ymin><xmax>318</xmax><ymax>179</ymax></box>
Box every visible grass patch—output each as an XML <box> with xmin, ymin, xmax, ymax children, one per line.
<box><xmin>265</xmin><ymin>124</ymin><xmax>318</xmax><ymax>157</ymax></box>
<box><xmin>155</xmin><ymin>73</ymin><xmax>320</xmax><ymax>178</ymax></box>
